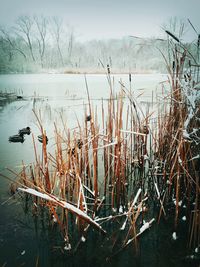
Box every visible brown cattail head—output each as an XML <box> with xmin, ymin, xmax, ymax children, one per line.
<box><xmin>142</xmin><ymin>125</ymin><xmax>149</xmax><ymax>134</ymax></box>
<box><xmin>172</xmin><ymin>61</ymin><xmax>175</xmax><ymax>71</ymax></box>
<box><xmin>86</xmin><ymin>115</ymin><xmax>91</xmax><ymax>122</ymax></box>
<box><xmin>77</xmin><ymin>139</ymin><xmax>83</xmax><ymax>149</ymax></box>
<box><xmin>165</xmin><ymin>30</ymin><xmax>180</xmax><ymax>43</ymax></box>
<box><xmin>107</xmin><ymin>64</ymin><xmax>110</xmax><ymax>74</ymax></box>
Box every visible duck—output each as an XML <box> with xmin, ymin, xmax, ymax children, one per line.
<box><xmin>19</xmin><ymin>126</ymin><xmax>31</xmax><ymax>135</ymax></box>
<box><xmin>38</xmin><ymin>135</ymin><xmax>48</xmax><ymax>144</ymax></box>
<box><xmin>9</xmin><ymin>133</ymin><xmax>25</xmax><ymax>143</ymax></box>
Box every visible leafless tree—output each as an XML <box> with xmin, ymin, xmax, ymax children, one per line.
<box><xmin>50</xmin><ymin>17</ymin><xmax>64</xmax><ymax>66</ymax></box>
<box><xmin>0</xmin><ymin>27</ymin><xmax>27</xmax><ymax>60</ymax></box>
<box><xmin>34</xmin><ymin>15</ymin><xmax>48</xmax><ymax>67</ymax></box>
<box><xmin>68</xmin><ymin>29</ymin><xmax>74</xmax><ymax>65</ymax></box>
<box><xmin>15</xmin><ymin>15</ymin><xmax>36</xmax><ymax>61</ymax></box>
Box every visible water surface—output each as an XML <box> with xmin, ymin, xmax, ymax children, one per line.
<box><xmin>0</xmin><ymin>73</ymin><xmax>193</xmax><ymax>267</ymax></box>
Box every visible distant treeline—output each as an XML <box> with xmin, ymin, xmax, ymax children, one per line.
<box><xmin>0</xmin><ymin>15</ymin><xmax>194</xmax><ymax>73</ymax></box>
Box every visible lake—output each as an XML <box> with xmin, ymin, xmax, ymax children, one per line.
<box><xmin>0</xmin><ymin>73</ymin><xmax>191</xmax><ymax>267</ymax></box>
<box><xmin>0</xmin><ymin>73</ymin><xmax>167</xmax><ymax>169</ymax></box>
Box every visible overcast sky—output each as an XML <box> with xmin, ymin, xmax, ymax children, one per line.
<box><xmin>0</xmin><ymin>0</ymin><xmax>199</xmax><ymax>41</ymax></box>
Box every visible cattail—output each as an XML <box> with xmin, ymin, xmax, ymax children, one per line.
<box><xmin>172</xmin><ymin>61</ymin><xmax>175</xmax><ymax>71</ymax></box>
<box><xmin>107</xmin><ymin>64</ymin><xmax>110</xmax><ymax>74</ymax></box>
<box><xmin>86</xmin><ymin>115</ymin><xmax>91</xmax><ymax>122</ymax></box>
<box><xmin>77</xmin><ymin>139</ymin><xmax>83</xmax><ymax>149</ymax></box>
<box><xmin>142</xmin><ymin>125</ymin><xmax>149</xmax><ymax>135</ymax></box>
<box><xmin>165</xmin><ymin>30</ymin><xmax>180</xmax><ymax>43</ymax></box>
<box><xmin>184</xmin><ymin>74</ymin><xmax>187</xmax><ymax>82</ymax></box>
<box><xmin>129</xmin><ymin>73</ymin><xmax>131</xmax><ymax>83</ymax></box>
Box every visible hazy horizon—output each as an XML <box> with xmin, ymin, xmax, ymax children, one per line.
<box><xmin>0</xmin><ymin>0</ymin><xmax>199</xmax><ymax>42</ymax></box>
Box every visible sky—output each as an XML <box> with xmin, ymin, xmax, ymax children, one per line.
<box><xmin>0</xmin><ymin>0</ymin><xmax>199</xmax><ymax>41</ymax></box>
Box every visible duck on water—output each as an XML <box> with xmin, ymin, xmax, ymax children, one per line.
<box><xmin>38</xmin><ymin>135</ymin><xmax>48</xmax><ymax>144</ymax></box>
<box><xmin>19</xmin><ymin>127</ymin><xmax>31</xmax><ymax>135</ymax></box>
<box><xmin>8</xmin><ymin>127</ymin><xmax>49</xmax><ymax>144</ymax></box>
<box><xmin>9</xmin><ymin>133</ymin><xmax>25</xmax><ymax>143</ymax></box>
<box><xmin>9</xmin><ymin>126</ymin><xmax>31</xmax><ymax>143</ymax></box>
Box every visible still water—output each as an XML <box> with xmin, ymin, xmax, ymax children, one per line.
<box><xmin>0</xmin><ymin>73</ymin><xmax>166</xmax><ymax>169</ymax></box>
<box><xmin>0</xmin><ymin>74</ymin><xmax>194</xmax><ymax>267</ymax></box>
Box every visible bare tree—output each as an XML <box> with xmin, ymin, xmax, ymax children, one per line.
<box><xmin>0</xmin><ymin>27</ymin><xmax>27</xmax><ymax>59</ymax></box>
<box><xmin>15</xmin><ymin>15</ymin><xmax>36</xmax><ymax>61</ymax></box>
<box><xmin>68</xmin><ymin>29</ymin><xmax>74</xmax><ymax>65</ymax></box>
<box><xmin>34</xmin><ymin>15</ymin><xmax>48</xmax><ymax>67</ymax></box>
<box><xmin>50</xmin><ymin>17</ymin><xmax>64</xmax><ymax>66</ymax></box>
<box><xmin>166</xmin><ymin>17</ymin><xmax>188</xmax><ymax>39</ymax></box>
<box><xmin>0</xmin><ymin>36</ymin><xmax>13</xmax><ymax>62</ymax></box>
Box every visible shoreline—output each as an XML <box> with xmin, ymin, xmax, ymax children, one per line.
<box><xmin>0</xmin><ymin>70</ymin><xmax>163</xmax><ymax>75</ymax></box>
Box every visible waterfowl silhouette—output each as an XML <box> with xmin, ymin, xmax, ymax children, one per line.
<box><xmin>9</xmin><ymin>133</ymin><xmax>25</xmax><ymax>143</ymax></box>
<box><xmin>38</xmin><ymin>135</ymin><xmax>48</xmax><ymax>144</ymax></box>
<box><xmin>19</xmin><ymin>127</ymin><xmax>31</xmax><ymax>135</ymax></box>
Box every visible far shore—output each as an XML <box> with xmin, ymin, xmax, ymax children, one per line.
<box><xmin>0</xmin><ymin>68</ymin><xmax>163</xmax><ymax>75</ymax></box>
